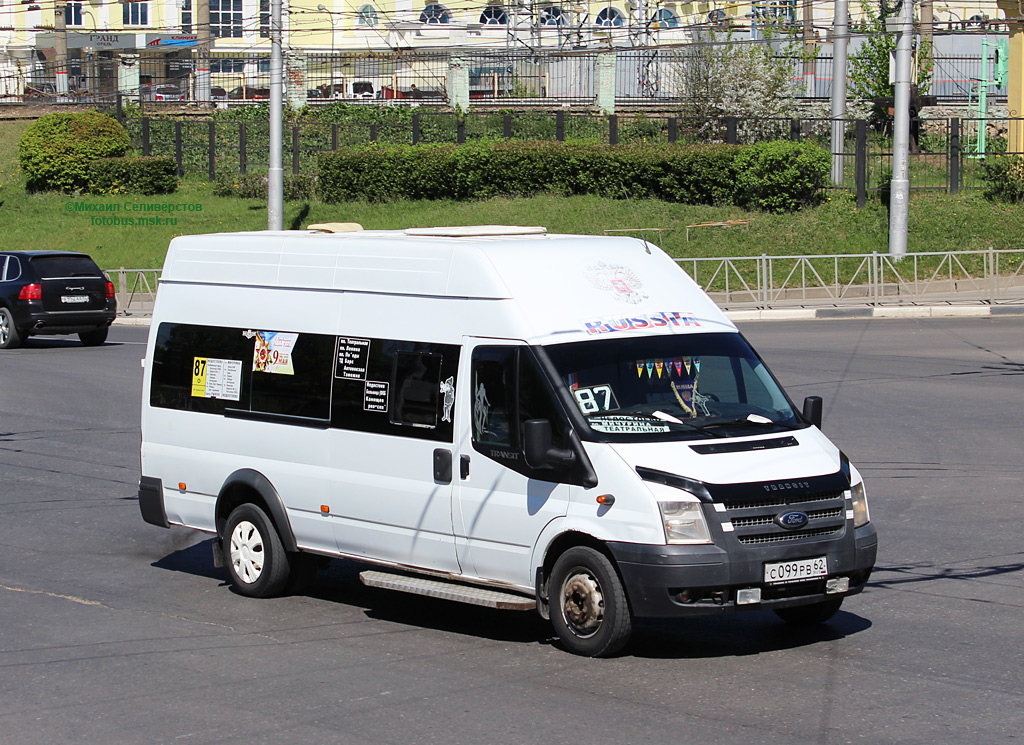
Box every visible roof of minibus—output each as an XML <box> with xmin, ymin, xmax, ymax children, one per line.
<box><xmin>160</xmin><ymin>227</ymin><xmax>735</xmax><ymax>337</ymax></box>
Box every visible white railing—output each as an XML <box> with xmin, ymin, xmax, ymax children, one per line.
<box><xmin>677</xmin><ymin>249</ymin><xmax>1024</xmax><ymax>309</ymax></box>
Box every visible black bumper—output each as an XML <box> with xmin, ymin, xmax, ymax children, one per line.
<box><xmin>13</xmin><ymin>302</ymin><xmax>116</xmax><ymax>336</ymax></box>
<box><xmin>609</xmin><ymin>523</ymin><xmax>877</xmax><ymax>618</ymax></box>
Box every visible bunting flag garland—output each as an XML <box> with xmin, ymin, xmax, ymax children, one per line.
<box><xmin>637</xmin><ymin>361</ymin><xmax>644</xmax><ymax>378</ymax></box>
<box><xmin>683</xmin><ymin>356</ymin><xmax>692</xmax><ymax>375</ymax></box>
<box><xmin>674</xmin><ymin>358</ymin><xmax>683</xmax><ymax>377</ymax></box>
<box><xmin>694</xmin><ymin>357</ymin><xmax>701</xmax><ymax>374</ymax></box>
<box><xmin>646</xmin><ymin>360</ymin><xmax>655</xmax><ymax>378</ymax></box>
<box><xmin>655</xmin><ymin>359</ymin><xmax>664</xmax><ymax>378</ymax></box>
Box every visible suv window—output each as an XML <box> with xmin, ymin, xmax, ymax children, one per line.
<box><xmin>31</xmin><ymin>256</ymin><xmax>103</xmax><ymax>279</ymax></box>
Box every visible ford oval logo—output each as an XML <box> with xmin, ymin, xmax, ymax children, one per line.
<box><xmin>775</xmin><ymin>511</ymin><xmax>809</xmax><ymax>530</ymax></box>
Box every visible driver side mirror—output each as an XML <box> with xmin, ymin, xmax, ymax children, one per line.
<box><xmin>802</xmin><ymin>396</ymin><xmax>823</xmax><ymax>429</ymax></box>
<box><xmin>524</xmin><ymin>419</ymin><xmax>576</xmax><ymax>469</ymax></box>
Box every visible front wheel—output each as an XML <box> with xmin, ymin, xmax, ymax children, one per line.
<box><xmin>0</xmin><ymin>308</ymin><xmax>22</xmax><ymax>349</ymax></box>
<box><xmin>549</xmin><ymin>546</ymin><xmax>632</xmax><ymax>657</ymax></box>
<box><xmin>223</xmin><ymin>503</ymin><xmax>292</xmax><ymax>598</ymax></box>
<box><xmin>774</xmin><ymin>597</ymin><xmax>844</xmax><ymax>625</ymax></box>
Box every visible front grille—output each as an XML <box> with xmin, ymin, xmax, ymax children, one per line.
<box><xmin>721</xmin><ymin>488</ymin><xmax>847</xmax><ymax>547</ymax></box>
<box><xmin>737</xmin><ymin>526</ymin><xmax>843</xmax><ymax>545</ymax></box>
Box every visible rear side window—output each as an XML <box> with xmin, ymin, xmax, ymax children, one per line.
<box><xmin>31</xmin><ymin>256</ymin><xmax>103</xmax><ymax>279</ymax></box>
<box><xmin>151</xmin><ymin>322</ymin><xmax>459</xmax><ymax>442</ymax></box>
<box><xmin>0</xmin><ymin>256</ymin><xmax>21</xmax><ymax>282</ymax></box>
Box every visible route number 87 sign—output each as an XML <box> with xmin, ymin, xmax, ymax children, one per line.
<box><xmin>573</xmin><ymin>384</ymin><xmax>619</xmax><ymax>413</ymax></box>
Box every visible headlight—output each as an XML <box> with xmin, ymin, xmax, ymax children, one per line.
<box><xmin>658</xmin><ymin>501</ymin><xmax>712</xmax><ymax>544</ymax></box>
<box><xmin>851</xmin><ymin>481</ymin><xmax>870</xmax><ymax>527</ymax></box>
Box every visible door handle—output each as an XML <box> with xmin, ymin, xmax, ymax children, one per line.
<box><xmin>460</xmin><ymin>454</ymin><xmax>470</xmax><ymax>480</ymax></box>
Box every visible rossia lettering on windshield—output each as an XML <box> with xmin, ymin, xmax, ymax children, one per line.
<box><xmin>583</xmin><ymin>312</ymin><xmax>700</xmax><ymax>335</ymax></box>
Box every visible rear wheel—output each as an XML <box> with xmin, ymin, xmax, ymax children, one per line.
<box><xmin>0</xmin><ymin>308</ymin><xmax>22</xmax><ymax>349</ymax></box>
<box><xmin>79</xmin><ymin>327</ymin><xmax>108</xmax><ymax>347</ymax></box>
<box><xmin>223</xmin><ymin>504</ymin><xmax>292</xmax><ymax>598</ymax></box>
<box><xmin>549</xmin><ymin>546</ymin><xmax>632</xmax><ymax>657</ymax></box>
<box><xmin>774</xmin><ymin>597</ymin><xmax>844</xmax><ymax>625</ymax></box>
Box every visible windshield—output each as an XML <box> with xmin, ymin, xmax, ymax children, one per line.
<box><xmin>543</xmin><ymin>332</ymin><xmax>803</xmax><ymax>442</ymax></box>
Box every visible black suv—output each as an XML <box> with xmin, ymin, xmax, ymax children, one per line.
<box><xmin>0</xmin><ymin>251</ymin><xmax>117</xmax><ymax>349</ymax></box>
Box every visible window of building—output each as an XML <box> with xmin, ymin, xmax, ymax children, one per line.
<box><xmin>419</xmin><ymin>3</ymin><xmax>451</xmax><ymax>23</ymax></box>
<box><xmin>123</xmin><ymin>1</ymin><xmax>150</xmax><ymax>26</ymax></box>
<box><xmin>752</xmin><ymin>0</ymin><xmax>795</xmax><ymax>22</ymax></box>
<box><xmin>210</xmin><ymin>58</ymin><xmax>245</xmax><ymax>73</ymax></box>
<box><xmin>259</xmin><ymin>0</ymin><xmax>269</xmax><ymax>38</ymax></box>
<box><xmin>595</xmin><ymin>7</ymin><xmax>623</xmax><ymax>26</ymax></box>
<box><xmin>210</xmin><ymin>0</ymin><xmax>243</xmax><ymax>38</ymax></box>
<box><xmin>479</xmin><ymin>5</ymin><xmax>507</xmax><ymax>24</ymax></box>
<box><xmin>651</xmin><ymin>8</ymin><xmax>678</xmax><ymax>27</ymax></box>
<box><xmin>181</xmin><ymin>0</ymin><xmax>192</xmax><ymax>33</ymax></box>
<box><xmin>357</xmin><ymin>4</ymin><xmax>378</xmax><ymax>25</ymax></box>
<box><xmin>65</xmin><ymin>1</ymin><xmax>84</xmax><ymax>26</ymax></box>
<box><xmin>539</xmin><ymin>6</ymin><xmax>564</xmax><ymax>25</ymax></box>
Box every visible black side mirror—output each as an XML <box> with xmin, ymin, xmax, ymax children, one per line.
<box><xmin>802</xmin><ymin>396</ymin><xmax>823</xmax><ymax>429</ymax></box>
<box><xmin>524</xmin><ymin>419</ymin><xmax>576</xmax><ymax>469</ymax></box>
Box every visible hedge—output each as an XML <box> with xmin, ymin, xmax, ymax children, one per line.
<box><xmin>88</xmin><ymin>156</ymin><xmax>179</xmax><ymax>195</ymax></box>
<box><xmin>19</xmin><ymin>111</ymin><xmax>131</xmax><ymax>193</ymax></box>
<box><xmin>317</xmin><ymin>140</ymin><xmax>829</xmax><ymax>211</ymax></box>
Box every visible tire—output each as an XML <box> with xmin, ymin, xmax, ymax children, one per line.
<box><xmin>223</xmin><ymin>504</ymin><xmax>292</xmax><ymax>598</ymax></box>
<box><xmin>0</xmin><ymin>308</ymin><xmax>22</xmax><ymax>349</ymax></box>
<box><xmin>549</xmin><ymin>546</ymin><xmax>632</xmax><ymax>657</ymax></box>
<box><xmin>774</xmin><ymin>597</ymin><xmax>844</xmax><ymax>625</ymax></box>
<box><xmin>79</xmin><ymin>327</ymin><xmax>109</xmax><ymax>347</ymax></box>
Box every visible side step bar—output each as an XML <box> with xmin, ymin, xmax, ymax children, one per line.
<box><xmin>359</xmin><ymin>570</ymin><xmax>535</xmax><ymax>611</ymax></box>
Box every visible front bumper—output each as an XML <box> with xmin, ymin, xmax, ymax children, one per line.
<box><xmin>609</xmin><ymin>522</ymin><xmax>877</xmax><ymax>618</ymax></box>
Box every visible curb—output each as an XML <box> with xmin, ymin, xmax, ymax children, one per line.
<box><xmin>113</xmin><ymin>304</ymin><xmax>1024</xmax><ymax>328</ymax></box>
<box><xmin>723</xmin><ymin>305</ymin><xmax>1024</xmax><ymax>322</ymax></box>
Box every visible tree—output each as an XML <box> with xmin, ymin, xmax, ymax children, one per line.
<box><xmin>671</xmin><ymin>28</ymin><xmax>811</xmax><ymax>142</ymax></box>
<box><xmin>848</xmin><ymin>0</ymin><xmax>933</xmax><ymax>103</ymax></box>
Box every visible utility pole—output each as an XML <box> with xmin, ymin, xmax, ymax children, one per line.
<box><xmin>830</xmin><ymin>0</ymin><xmax>848</xmax><ymax>185</ymax></box>
<box><xmin>55</xmin><ymin>1</ymin><xmax>69</xmax><ymax>100</ymax></box>
<box><xmin>888</xmin><ymin>0</ymin><xmax>914</xmax><ymax>259</ymax></box>
<box><xmin>196</xmin><ymin>0</ymin><xmax>211</xmax><ymax>104</ymax></box>
<box><xmin>268</xmin><ymin>0</ymin><xmax>283</xmax><ymax>231</ymax></box>
<box><xmin>802</xmin><ymin>0</ymin><xmax>816</xmax><ymax>96</ymax></box>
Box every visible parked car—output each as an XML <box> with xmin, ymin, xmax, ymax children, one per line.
<box><xmin>143</xmin><ymin>83</ymin><xmax>187</xmax><ymax>102</ymax></box>
<box><xmin>210</xmin><ymin>86</ymin><xmax>228</xmax><ymax>100</ymax></box>
<box><xmin>0</xmin><ymin>251</ymin><xmax>117</xmax><ymax>349</ymax></box>
<box><xmin>227</xmin><ymin>86</ymin><xmax>270</xmax><ymax>100</ymax></box>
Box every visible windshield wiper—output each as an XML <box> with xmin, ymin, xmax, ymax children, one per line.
<box><xmin>700</xmin><ymin>414</ymin><xmax>797</xmax><ymax>430</ymax></box>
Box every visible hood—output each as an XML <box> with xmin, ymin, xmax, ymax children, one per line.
<box><xmin>607</xmin><ymin>427</ymin><xmax>842</xmax><ymax>487</ymax></box>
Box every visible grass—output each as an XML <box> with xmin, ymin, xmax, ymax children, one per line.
<box><xmin>2</xmin><ymin>120</ymin><xmax>1022</xmax><ymax>275</ymax></box>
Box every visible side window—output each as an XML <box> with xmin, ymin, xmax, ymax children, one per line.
<box><xmin>249</xmin><ymin>331</ymin><xmax>334</xmax><ymax>420</ymax></box>
<box><xmin>471</xmin><ymin>345</ymin><xmax>571</xmax><ymax>479</ymax></box>
<box><xmin>150</xmin><ymin>323</ymin><xmax>254</xmax><ymax>415</ymax></box>
<box><xmin>391</xmin><ymin>351</ymin><xmax>443</xmax><ymax>427</ymax></box>
<box><xmin>331</xmin><ymin>338</ymin><xmax>459</xmax><ymax>442</ymax></box>
<box><xmin>0</xmin><ymin>256</ymin><xmax>7</xmax><ymax>282</ymax></box>
<box><xmin>471</xmin><ymin>346</ymin><xmax>515</xmax><ymax>447</ymax></box>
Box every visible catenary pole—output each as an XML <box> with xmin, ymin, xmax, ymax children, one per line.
<box><xmin>830</xmin><ymin>0</ymin><xmax>849</xmax><ymax>185</ymax></box>
<box><xmin>888</xmin><ymin>0</ymin><xmax>913</xmax><ymax>259</ymax></box>
<box><xmin>268</xmin><ymin>0</ymin><xmax>284</xmax><ymax>231</ymax></box>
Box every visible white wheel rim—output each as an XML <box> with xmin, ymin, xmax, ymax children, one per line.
<box><xmin>560</xmin><ymin>568</ymin><xmax>605</xmax><ymax>639</ymax></box>
<box><xmin>0</xmin><ymin>314</ymin><xmax>9</xmax><ymax>345</ymax></box>
<box><xmin>229</xmin><ymin>520</ymin><xmax>265</xmax><ymax>584</ymax></box>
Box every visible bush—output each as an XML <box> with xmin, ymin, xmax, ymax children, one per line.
<box><xmin>981</xmin><ymin>155</ymin><xmax>1024</xmax><ymax>204</ymax></box>
<box><xmin>19</xmin><ymin>111</ymin><xmax>131</xmax><ymax>192</ymax></box>
<box><xmin>317</xmin><ymin>141</ymin><xmax>743</xmax><ymax>204</ymax></box>
<box><xmin>733</xmin><ymin>140</ymin><xmax>831</xmax><ymax>213</ymax></box>
<box><xmin>213</xmin><ymin>171</ymin><xmax>318</xmax><ymax>201</ymax></box>
<box><xmin>88</xmin><ymin>156</ymin><xmax>178</xmax><ymax>195</ymax></box>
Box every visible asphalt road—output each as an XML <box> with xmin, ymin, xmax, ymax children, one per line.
<box><xmin>1</xmin><ymin>318</ymin><xmax>1022</xmax><ymax>745</ymax></box>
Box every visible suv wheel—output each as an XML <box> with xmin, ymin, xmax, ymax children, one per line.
<box><xmin>0</xmin><ymin>308</ymin><xmax>22</xmax><ymax>349</ymax></box>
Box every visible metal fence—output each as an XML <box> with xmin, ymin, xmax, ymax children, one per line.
<box><xmin>121</xmin><ymin>112</ymin><xmax>1024</xmax><ymax>197</ymax></box>
<box><xmin>4</xmin><ymin>46</ymin><xmax>1010</xmax><ymax>108</ymax></box>
<box><xmin>108</xmin><ymin>248</ymin><xmax>1024</xmax><ymax>316</ymax></box>
<box><xmin>677</xmin><ymin>249</ymin><xmax>1024</xmax><ymax>310</ymax></box>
